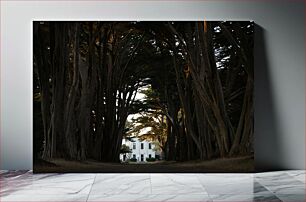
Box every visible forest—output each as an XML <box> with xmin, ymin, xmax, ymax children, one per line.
<box><xmin>33</xmin><ymin>21</ymin><xmax>254</xmax><ymax>172</ymax></box>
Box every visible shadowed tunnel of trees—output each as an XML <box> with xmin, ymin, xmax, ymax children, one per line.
<box><xmin>33</xmin><ymin>21</ymin><xmax>254</xmax><ymax>164</ymax></box>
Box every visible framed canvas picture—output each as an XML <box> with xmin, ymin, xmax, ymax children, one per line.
<box><xmin>33</xmin><ymin>21</ymin><xmax>254</xmax><ymax>173</ymax></box>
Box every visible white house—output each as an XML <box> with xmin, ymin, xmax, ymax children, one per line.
<box><xmin>120</xmin><ymin>137</ymin><xmax>157</xmax><ymax>162</ymax></box>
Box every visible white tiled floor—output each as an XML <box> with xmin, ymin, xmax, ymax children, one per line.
<box><xmin>0</xmin><ymin>170</ymin><xmax>305</xmax><ymax>201</ymax></box>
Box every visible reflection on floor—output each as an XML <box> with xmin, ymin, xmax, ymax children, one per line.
<box><xmin>0</xmin><ymin>170</ymin><xmax>305</xmax><ymax>201</ymax></box>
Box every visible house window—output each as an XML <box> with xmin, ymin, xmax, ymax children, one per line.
<box><xmin>149</xmin><ymin>143</ymin><xmax>152</xmax><ymax>149</ymax></box>
<box><xmin>141</xmin><ymin>143</ymin><xmax>144</xmax><ymax>149</ymax></box>
<box><xmin>141</xmin><ymin>154</ymin><xmax>144</xmax><ymax>161</ymax></box>
<box><xmin>133</xmin><ymin>143</ymin><xmax>136</xmax><ymax>149</ymax></box>
<box><xmin>149</xmin><ymin>154</ymin><xmax>152</xmax><ymax>158</ymax></box>
<box><xmin>133</xmin><ymin>154</ymin><xmax>136</xmax><ymax>159</ymax></box>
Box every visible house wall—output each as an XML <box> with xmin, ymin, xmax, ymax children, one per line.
<box><xmin>120</xmin><ymin>138</ymin><xmax>156</xmax><ymax>162</ymax></box>
<box><xmin>1</xmin><ymin>0</ymin><xmax>304</xmax><ymax>170</ymax></box>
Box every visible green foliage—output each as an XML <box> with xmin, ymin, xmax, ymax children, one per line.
<box><xmin>155</xmin><ymin>155</ymin><xmax>161</xmax><ymax>160</ymax></box>
<box><xmin>125</xmin><ymin>86</ymin><xmax>168</xmax><ymax>152</ymax></box>
<box><xmin>146</xmin><ymin>157</ymin><xmax>156</xmax><ymax>162</ymax></box>
<box><xmin>120</xmin><ymin>144</ymin><xmax>132</xmax><ymax>154</ymax></box>
<box><xmin>129</xmin><ymin>158</ymin><xmax>137</xmax><ymax>162</ymax></box>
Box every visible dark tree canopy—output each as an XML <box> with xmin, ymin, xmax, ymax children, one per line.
<box><xmin>33</xmin><ymin>21</ymin><xmax>254</xmax><ymax>166</ymax></box>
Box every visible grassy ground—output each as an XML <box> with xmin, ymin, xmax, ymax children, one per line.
<box><xmin>34</xmin><ymin>155</ymin><xmax>254</xmax><ymax>173</ymax></box>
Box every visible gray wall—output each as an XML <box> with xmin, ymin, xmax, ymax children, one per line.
<box><xmin>1</xmin><ymin>0</ymin><xmax>304</xmax><ymax>170</ymax></box>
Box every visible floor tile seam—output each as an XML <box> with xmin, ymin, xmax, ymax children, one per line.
<box><xmin>194</xmin><ymin>175</ymin><xmax>214</xmax><ymax>200</ymax></box>
<box><xmin>86</xmin><ymin>174</ymin><xmax>97</xmax><ymax>202</ymax></box>
<box><xmin>254</xmin><ymin>180</ymin><xmax>299</xmax><ymax>197</ymax></box>
<box><xmin>149</xmin><ymin>174</ymin><xmax>153</xmax><ymax>195</ymax></box>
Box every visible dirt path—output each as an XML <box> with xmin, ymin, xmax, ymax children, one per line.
<box><xmin>34</xmin><ymin>156</ymin><xmax>254</xmax><ymax>173</ymax></box>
